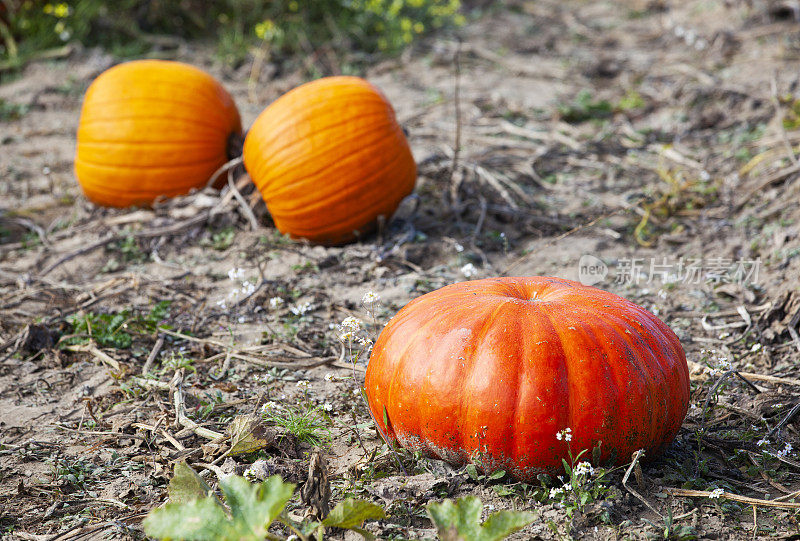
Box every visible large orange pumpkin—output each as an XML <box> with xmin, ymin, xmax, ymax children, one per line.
<box><xmin>75</xmin><ymin>60</ymin><xmax>242</xmax><ymax>207</ymax></box>
<box><xmin>365</xmin><ymin>276</ymin><xmax>689</xmax><ymax>481</ymax></box>
<box><xmin>242</xmin><ymin>76</ymin><xmax>416</xmax><ymax>245</ymax></box>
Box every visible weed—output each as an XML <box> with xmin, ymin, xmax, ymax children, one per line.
<box><xmin>62</xmin><ymin>301</ymin><xmax>171</xmax><ymax>349</ymax></box>
<box><xmin>558</xmin><ymin>90</ymin><xmax>613</xmax><ymax>123</ymax></box>
<box><xmin>261</xmin><ymin>400</ymin><xmax>331</xmax><ymax>448</ymax></box>
<box><xmin>206</xmin><ymin>226</ymin><xmax>236</xmax><ymax>251</ymax></box>
<box><xmin>145</xmin><ymin>462</ymin><xmax>385</xmax><ymax>541</ymax></box>
<box><xmin>103</xmin><ymin>232</ymin><xmax>147</xmax><ymax>272</ymax></box>
<box><xmin>0</xmin><ymin>99</ymin><xmax>28</xmax><ymax>121</ymax></box>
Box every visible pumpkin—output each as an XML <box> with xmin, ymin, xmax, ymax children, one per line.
<box><xmin>75</xmin><ymin>60</ymin><xmax>242</xmax><ymax>207</ymax></box>
<box><xmin>242</xmin><ymin>76</ymin><xmax>416</xmax><ymax>245</ymax></box>
<box><xmin>365</xmin><ymin>276</ymin><xmax>689</xmax><ymax>481</ymax></box>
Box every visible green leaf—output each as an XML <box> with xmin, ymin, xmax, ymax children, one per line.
<box><xmin>144</xmin><ymin>497</ymin><xmax>233</xmax><ymax>540</ymax></box>
<box><xmin>562</xmin><ymin>459</ymin><xmax>572</xmax><ymax>477</ymax></box>
<box><xmin>221</xmin><ymin>475</ymin><xmax>295</xmax><ymax>537</ymax></box>
<box><xmin>480</xmin><ymin>509</ymin><xmax>539</xmax><ymax>541</ymax></box>
<box><xmin>465</xmin><ymin>464</ymin><xmax>480</xmax><ymax>481</ymax></box>
<box><xmin>487</xmin><ymin>470</ymin><xmax>506</xmax><ymax>480</ymax></box>
<box><xmin>427</xmin><ymin>496</ymin><xmax>536</xmax><ymax>541</ymax></box>
<box><xmin>144</xmin><ymin>474</ymin><xmax>295</xmax><ymax>541</ymax></box>
<box><xmin>322</xmin><ymin>498</ymin><xmax>386</xmax><ymax>529</ymax></box>
<box><xmin>168</xmin><ymin>461</ymin><xmax>216</xmax><ymax>505</ymax></box>
<box><xmin>227</xmin><ymin>415</ymin><xmax>275</xmax><ymax>456</ymax></box>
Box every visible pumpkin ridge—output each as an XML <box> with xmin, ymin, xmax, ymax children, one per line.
<box><xmin>558</xmin><ymin>300</ymin><xmax>649</xmax><ymax>459</ymax></box>
<box><xmin>268</xmin><ymin>143</ymin><xmax>413</xmax><ymax>231</ymax></box>
<box><xmin>381</xmin><ymin>314</ymin><xmax>432</xmax><ymax>442</ymax></box>
<box><xmin>76</xmin><ymin>152</ymin><xmax>225</xmax><ymax>170</ymax></box>
<box><xmin>248</xmin><ymin>114</ymin><xmax>401</xmax><ymax>195</ymax></box>
<box><xmin>80</xmin><ymin>97</ymin><xmax>239</xmax><ymax>129</ymax></box>
<box><xmin>456</xmin><ymin>299</ymin><xmax>515</xmax><ymax>463</ymax></box>
<box><xmin>563</xmin><ymin>295</ymin><xmax>680</xmax><ymax>459</ymax></box>
<box><xmin>86</xmin><ymin>72</ymin><xmax>239</xmax><ymax>118</ymax></box>
<box><xmin>77</xmin><ymin>139</ymin><xmax>227</xmax><ymax>148</ymax></box>
<box><xmin>78</xmin><ymin>114</ymin><xmax>235</xmax><ymax>135</ymax></box>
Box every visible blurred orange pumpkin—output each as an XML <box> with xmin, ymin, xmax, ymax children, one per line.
<box><xmin>75</xmin><ymin>60</ymin><xmax>242</xmax><ymax>207</ymax></box>
<box><xmin>243</xmin><ymin>76</ymin><xmax>416</xmax><ymax>245</ymax></box>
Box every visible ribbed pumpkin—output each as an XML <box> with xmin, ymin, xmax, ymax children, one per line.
<box><xmin>75</xmin><ymin>60</ymin><xmax>242</xmax><ymax>207</ymax></box>
<box><xmin>242</xmin><ymin>76</ymin><xmax>416</xmax><ymax>245</ymax></box>
<box><xmin>365</xmin><ymin>276</ymin><xmax>689</xmax><ymax>481</ymax></box>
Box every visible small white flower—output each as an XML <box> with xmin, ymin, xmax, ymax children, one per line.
<box><xmin>241</xmin><ymin>281</ymin><xmax>256</xmax><ymax>296</ymax></box>
<box><xmin>556</xmin><ymin>432</ymin><xmax>562</xmax><ymax>441</ymax></box>
<box><xmin>296</xmin><ymin>380</ymin><xmax>310</xmax><ymax>388</ymax></box>
<box><xmin>777</xmin><ymin>442</ymin><xmax>793</xmax><ymax>459</ymax></box>
<box><xmin>290</xmin><ymin>302</ymin><xmax>314</xmax><ymax>316</ymax></box>
<box><xmin>322</xmin><ymin>402</ymin><xmax>333</xmax><ymax>412</ymax></box>
<box><xmin>228</xmin><ymin>267</ymin><xmax>246</xmax><ymax>282</ymax></box>
<box><xmin>718</xmin><ymin>332</ymin><xmax>730</xmax><ymax>339</ymax></box>
<box><xmin>324</xmin><ymin>373</ymin><xmax>335</xmax><ymax>382</ymax></box>
<box><xmin>356</xmin><ymin>336</ymin><xmax>373</xmax><ymax>347</ymax></box>
<box><xmin>709</xmin><ymin>488</ymin><xmax>724</xmax><ymax>499</ymax></box>
<box><xmin>460</xmin><ymin>263</ymin><xmax>478</xmax><ymax>278</ymax></box>
<box><xmin>455</xmin><ymin>243</ymin><xmax>464</xmax><ymax>253</ymax></box>
<box><xmin>549</xmin><ymin>486</ymin><xmax>564</xmax><ymax>499</ymax></box>
<box><xmin>353</xmin><ymin>389</ymin><xmax>361</xmax><ymax>396</ymax></box>
<box><xmin>340</xmin><ymin>316</ymin><xmax>362</xmax><ymax>331</ymax></box>
<box><xmin>238</xmin><ymin>316</ymin><xmax>246</xmax><ymax>323</ymax></box>
<box><xmin>362</xmin><ymin>291</ymin><xmax>381</xmax><ymax>305</ymax></box>
<box><xmin>216</xmin><ymin>300</ymin><xmax>227</xmax><ymax>309</ymax></box>
<box><xmin>574</xmin><ymin>461</ymin><xmax>594</xmax><ymax>476</ymax></box>
<box><xmin>757</xmin><ymin>438</ymin><xmax>769</xmax><ymax>447</ymax></box>
<box><xmin>269</xmin><ymin>297</ymin><xmax>284</xmax><ymax>309</ymax></box>
<box><xmin>339</xmin><ymin>330</ymin><xmax>355</xmax><ymax>343</ymax></box>
<box><xmin>750</xmin><ymin>343</ymin><xmax>762</xmax><ymax>352</ymax></box>
<box><xmin>260</xmin><ymin>402</ymin><xmax>279</xmax><ymax>414</ymax></box>
<box><xmin>565</xmin><ymin>433</ymin><xmax>572</xmax><ymax>442</ymax></box>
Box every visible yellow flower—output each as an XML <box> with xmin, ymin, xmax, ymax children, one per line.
<box><xmin>413</xmin><ymin>22</ymin><xmax>424</xmax><ymax>33</ymax></box>
<box><xmin>53</xmin><ymin>3</ymin><xmax>69</xmax><ymax>18</ymax></box>
<box><xmin>254</xmin><ymin>19</ymin><xmax>275</xmax><ymax>40</ymax></box>
<box><xmin>43</xmin><ymin>4</ymin><xmax>53</xmax><ymax>14</ymax></box>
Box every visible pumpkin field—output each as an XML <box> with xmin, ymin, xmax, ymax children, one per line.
<box><xmin>2</xmin><ymin>1</ymin><xmax>800</xmax><ymax>539</ymax></box>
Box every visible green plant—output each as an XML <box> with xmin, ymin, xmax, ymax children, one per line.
<box><xmin>644</xmin><ymin>507</ymin><xmax>698</xmax><ymax>540</ymax></box>
<box><xmin>3</xmin><ymin>1</ymin><xmax>464</xmax><ymax>74</ymax></box>
<box><xmin>62</xmin><ymin>301</ymin><xmax>171</xmax><ymax>349</ymax></box>
<box><xmin>426</xmin><ymin>496</ymin><xmax>536</xmax><ymax>541</ymax></box>
<box><xmin>207</xmin><ymin>226</ymin><xmax>237</xmax><ymax>251</ymax></box>
<box><xmin>144</xmin><ymin>462</ymin><xmax>384</xmax><ymax>541</ymax></box>
<box><xmin>558</xmin><ymin>90</ymin><xmax>613</xmax><ymax>123</ymax></box>
<box><xmin>261</xmin><ymin>400</ymin><xmax>331</xmax><ymax>448</ymax></box>
<box><xmin>0</xmin><ymin>98</ymin><xmax>28</xmax><ymax>121</ymax></box>
<box><xmin>543</xmin><ymin>431</ymin><xmax>613</xmax><ymax>519</ymax></box>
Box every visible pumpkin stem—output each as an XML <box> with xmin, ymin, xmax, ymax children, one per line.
<box><xmin>227</xmin><ymin>131</ymin><xmax>245</xmax><ymax>160</ymax></box>
<box><xmin>206</xmin><ymin>156</ymin><xmax>243</xmax><ymax>189</ymax></box>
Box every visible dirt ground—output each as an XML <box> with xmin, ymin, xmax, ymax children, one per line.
<box><xmin>2</xmin><ymin>0</ymin><xmax>800</xmax><ymax>539</ymax></box>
